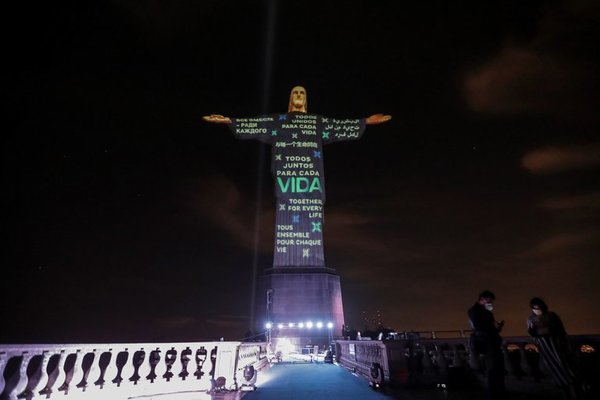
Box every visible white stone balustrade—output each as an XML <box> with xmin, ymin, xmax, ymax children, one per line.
<box><xmin>335</xmin><ymin>333</ymin><xmax>600</xmax><ymax>389</ymax></box>
<box><xmin>0</xmin><ymin>341</ymin><xmax>268</xmax><ymax>400</ymax></box>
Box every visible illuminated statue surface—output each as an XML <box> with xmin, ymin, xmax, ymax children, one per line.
<box><xmin>204</xmin><ymin>86</ymin><xmax>390</xmax><ymax>268</ymax></box>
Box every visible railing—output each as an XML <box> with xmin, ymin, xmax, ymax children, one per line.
<box><xmin>335</xmin><ymin>333</ymin><xmax>600</xmax><ymax>391</ymax></box>
<box><xmin>0</xmin><ymin>341</ymin><xmax>268</xmax><ymax>400</ymax></box>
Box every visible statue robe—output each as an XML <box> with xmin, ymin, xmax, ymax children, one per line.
<box><xmin>229</xmin><ymin>112</ymin><xmax>366</xmax><ymax>267</ymax></box>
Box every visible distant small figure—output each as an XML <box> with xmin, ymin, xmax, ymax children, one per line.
<box><xmin>468</xmin><ymin>290</ymin><xmax>506</xmax><ymax>399</ymax></box>
<box><xmin>527</xmin><ymin>297</ymin><xmax>581</xmax><ymax>399</ymax></box>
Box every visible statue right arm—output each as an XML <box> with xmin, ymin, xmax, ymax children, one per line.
<box><xmin>205</xmin><ymin>114</ymin><xmax>276</xmax><ymax>144</ymax></box>
<box><xmin>365</xmin><ymin>114</ymin><xmax>392</xmax><ymax>125</ymax></box>
<box><xmin>203</xmin><ymin>114</ymin><xmax>232</xmax><ymax>124</ymax></box>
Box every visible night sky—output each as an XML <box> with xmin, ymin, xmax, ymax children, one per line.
<box><xmin>4</xmin><ymin>0</ymin><xmax>600</xmax><ymax>343</ymax></box>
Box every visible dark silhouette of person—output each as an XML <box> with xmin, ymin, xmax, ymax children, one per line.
<box><xmin>468</xmin><ymin>290</ymin><xmax>506</xmax><ymax>399</ymax></box>
<box><xmin>527</xmin><ymin>297</ymin><xmax>581</xmax><ymax>399</ymax></box>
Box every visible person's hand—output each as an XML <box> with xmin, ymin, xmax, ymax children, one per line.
<box><xmin>366</xmin><ymin>114</ymin><xmax>392</xmax><ymax>125</ymax></box>
<box><xmin>203</xmin><ymin>114</ymin><xmax>231</xmax><ymax>124</ymax></box>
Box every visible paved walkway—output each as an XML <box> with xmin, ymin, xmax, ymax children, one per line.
<box><xmin>231</xmin><ymin>362</ymin><xmax>566</xmax><ymax>400</ymax></box>
<box><xmin>242</xmin><ymin>362</ymin><xmax>393</xmax><ymax>400</ymax></box>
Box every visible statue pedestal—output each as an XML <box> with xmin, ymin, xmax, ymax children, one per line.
<box><xmin>262</xmin><ymin>266</ymin><xmax>345</xmax><ymax>350</ymax></box>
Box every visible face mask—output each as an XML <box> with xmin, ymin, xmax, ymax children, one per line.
<box><xmin>533</xmin><ymin>309</ymin><xmax>542</xmax><ymax>316</ymax></box>
<box><xmin>484</xmin><ymin>303</ymin><xmax>494</xmax><ymax>311</ymax></box>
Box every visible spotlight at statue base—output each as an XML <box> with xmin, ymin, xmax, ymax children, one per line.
<box><xmin>369</xmin><ymin>362</ymin><xmax>384</xmax><ymax>390</ymax></box>
<box><xmin>240</xmin><ymin>364</ymin><xmax>257</xmax><ymax>391</ymax></box>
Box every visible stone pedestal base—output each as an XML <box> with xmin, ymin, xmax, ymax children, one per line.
<box><xmin>262</xmin><ymin>266</ymin><xmax>345</xmax><ymax>349</ymax></box>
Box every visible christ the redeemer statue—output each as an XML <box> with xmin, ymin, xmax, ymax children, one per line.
<box><xmin>204</xmin><ymin>86</ymin><xmax>390</xmax><ymax>268</ymax></box>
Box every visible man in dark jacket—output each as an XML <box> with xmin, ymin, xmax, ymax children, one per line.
<box><xmin>468</xmin><ymin>290</ymin><xmax>506</xmax><ymax>398</ymax></box>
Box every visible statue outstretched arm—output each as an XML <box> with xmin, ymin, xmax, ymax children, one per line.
<box><xmin>366</xmin><ymin>114</ymin><xmax>392</xmax><ymax>125</ymax></box>
<box><xmin>203</xmin><ymin>114</ymin><xmax>232</xmax><ymax>124</ymax></box>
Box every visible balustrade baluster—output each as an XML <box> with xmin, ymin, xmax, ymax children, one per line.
<box><xmin>118</xmin><ymin>349</ymin><xmax>136</xmax><ymax>391</ymax></box>
<box><xmin>93</xmin><ymin>351</ymin><xmax>112</xmax><ymax>389</ymax></box>
<box><xmin>517</xmin><ymin>345</ymin><xmax>532</xmax><ymax>378</ymax></box>
<box><xmin>152</xmin><ymin>347</ymin><xmax>168</xmax><ymax>384</ymax></box>
<box><xmin>420</xmin><ymin>346</ymin><xmax>437</xmax><ymax>385</ymax></box>
<box><xmin>193</xmin><ymin>347</ymin><xmax>208</xmax><ymax>381</ymax></box>
<box><xmin>81</xmin><ymin>349</ymin><xmax>106</xmax><ymax>397</ymax></box>
<box><xmin>524</xmin><ymin>344</ymin><xmax>544</xmax><ymax>381</ymax></box>
<box><xmin>162</xmin><ymin>348</ymin><xmax>177</xmax><ymax>382</ymax></box>
<box><xmin>103</xmin><ymin>349</ymin><xmax>120</xmax><ymax>389</ymax></box>
<box><xmin>178</xmin><ymin>347</ymin><xmax>192</xmax><ymax>381</ymax></box>
<box><xmin>87</xmin><ymin>347</ymin><xmax>112</xmax><ymax>398</ymax></box>
<box><xmin>405</xmin><ymin>344</ymin><xmax>421</xmax><ymax>386</ymax></box>
<box><xmin>117</xmin><ymin>349</ymin><xmax>140</xmax><ymax>398</ymax></box>
<box><xmin>3</xmin><ymin>352</ymin><xmax>31</xmax><ymax>400</ymax></box>
<box><xmin>145</xmin><ymin>349</ymin><xmax>161</xmax><ymax>383</ymax></box>
<box><xmin>100</xmin><ymin>349</ymin><xmax>124</xmax><ymax>398</ymax></box>
<box><xmin>136</xmin><ymin>348</ymin><xmax>154</xmax><ymax>390</ymax></box>
<box><xmin>436</xmin><ymin>347</ymin><xmax>448</xmax><ymax>376</ymax></box>
<box><xmin>0</xmin><ymin>352</ymin><xmax>6</xmax><ymax>395</ymax></box>
<box><xmin>502</xmin><ymin>345</ymin><xmax>514</xmax><ymax>377</ymax></box>
<box><xmin>453</xmin><ymin>345</ymin><xmax>466</xmax><ymax>368</ymax></box>
<box><xmin>75</xmin><ymin>351</ymin><xmax>95</xmax><ymax>390</ymax></box>
<box><xmin>208</xmin><ymin>347</ymin><xmax>218</xmax><ymax>381</ymax></box>
<box><xmin>58</xmin><ymin>350</ymin><xmax>82</xmax><ymax>395</ymax></box>
<box><xmin>18</xmin><ymin>351</ymin><xmax>49</xmax><ymax>399</ymax></box>
<box><xmin>39</xmin><ymin>351</ymin><xmax>64</xmax><ymax>397</ymax></box>
<box><xmin>110</xmin><ymin>350</ymin><xmax>129</xmax><ymax>387</ymax></box>
<box><xmin>510</xmin><ymin>345</ymin><xmax>526</xmax><ymax>379</ymax></box>
<box><xmin>468</xmin><ymin>346</ymin><xmax>482</xmax><ymax>372</ymax></box>
<box><xmin>128</xmin><ymin>350</ymin><xmax>145</xmax><ymax>385</ymax></box>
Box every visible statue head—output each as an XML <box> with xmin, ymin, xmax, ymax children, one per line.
<box><xmin>288</xmin><ymin>86</ymin><xmax>307</xmax><ymax>113</ymax></box>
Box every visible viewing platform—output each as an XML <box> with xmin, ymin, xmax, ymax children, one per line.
<box><xmin>1</xmin><ymin>332</ymin><xmax>598</xmax><ymax>399</ymax></box>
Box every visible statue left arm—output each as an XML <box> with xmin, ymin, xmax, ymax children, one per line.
<box><xmin>203</xmin><ymin>114</ymin><xmax>232</xmax><ymax>124</ymax></box>
<box><xmin>366</xmin><ymin>114</ymin><xmax>392</xmax><ymax>125</ymax></box>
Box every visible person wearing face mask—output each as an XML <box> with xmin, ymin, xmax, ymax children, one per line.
<box><xmin>468</xmin><ymin>290</ymin><xmax>506</xmax><ymax>399</ymax></box>
<box><xmin>527</xmin><ymin>297</ymin><xmax>581</xmax><ymax>399</ymax></box>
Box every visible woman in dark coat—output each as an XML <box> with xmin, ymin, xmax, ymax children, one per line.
<box><xmin>527</xmin><ymin>297</ymin><xmax>580</xmax><ymax>399</ymax></box>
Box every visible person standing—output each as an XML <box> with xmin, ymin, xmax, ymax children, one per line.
<box><xmin>527</xmin><ymin>297</ymin><xmax>581</xmax><ymax>399</ymax></box>
<box><xmin>468</xmin><ymin>290</ymin><xmax>506</xmax><ymax>399</ymax></box>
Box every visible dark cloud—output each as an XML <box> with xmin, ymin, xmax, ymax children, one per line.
<box><xmin>521</xmin><ymin>145</ymin><xmax>600</xmax><ymax>174</ymax></box>
<box><xmin>527</xmin><ymin>232</ymin><xmax>597</xmax><ymax>255</ymax></box>
<box><xmin>464</xmin><ymin>1</ymin><xmax>600</xmax><ymax>122</ymax></box>
<box><xmin>465</xmin><ymin>47</ymin><xmax>567</xmax><ymax>114</ymax></box>
<box><xmin>542</xmin><ymin>193</ymin><xmax>600</xmax><ymax>211</ymax></box>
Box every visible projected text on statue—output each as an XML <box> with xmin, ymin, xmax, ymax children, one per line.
<box><xmin>203</xmin><ymin>86</ymin><xmax>390</xmax><ymax>269</ymax></box>
<box><xmin>231</xmin><ymin>113</ymin><xmax>364</xmax><ymax>267</ymax></box>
